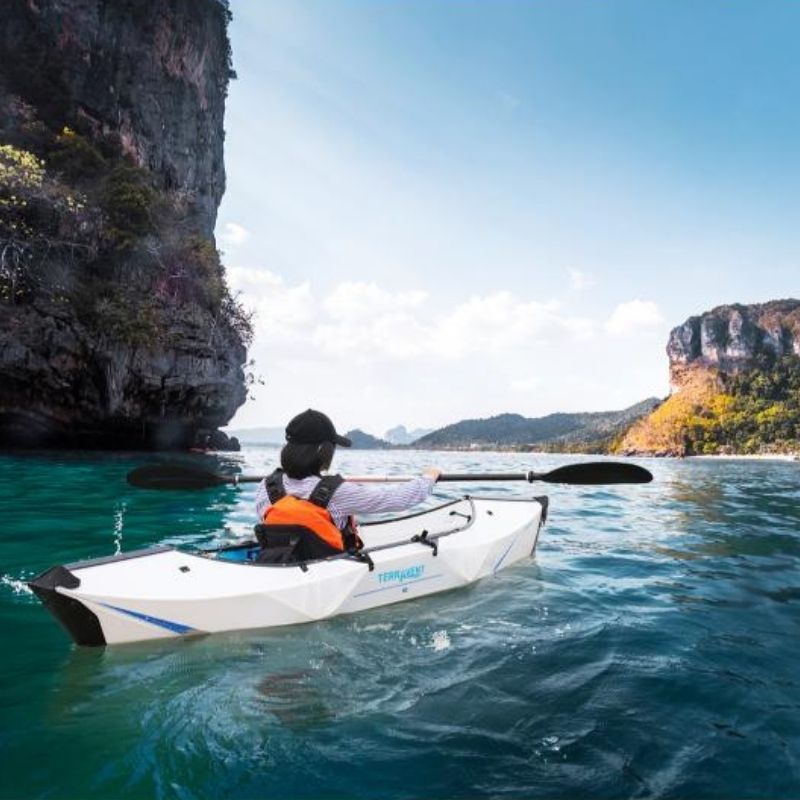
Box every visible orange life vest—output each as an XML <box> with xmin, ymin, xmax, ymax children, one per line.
<box><xmin>264</xmin><ymin>495</ymin><xmax>345</xmax><ymax>550</ymax></box>
<box><xmin>261</xmin><ymin>470</ymin><xmax>358</xmax><ymax>552</ymax></box>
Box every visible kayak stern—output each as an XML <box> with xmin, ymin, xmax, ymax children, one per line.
<box><xmin>28</xmin><ymin>565</ymin><xmax>106</xmax><ymax>647</ymax></box>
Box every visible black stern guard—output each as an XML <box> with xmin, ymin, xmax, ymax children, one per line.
<box><xmin>28</xmin><ymin>566</ymin><xmax>106</xmax><ymax>647</ymax></box>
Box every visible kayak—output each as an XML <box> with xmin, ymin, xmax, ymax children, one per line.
<box><xmin>28</xmin><ymin>495</ymin><xmax>548</xmax><ymax>647</ymax></box>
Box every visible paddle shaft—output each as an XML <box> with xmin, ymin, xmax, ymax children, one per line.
<box><xmin>346</xmin><ymin>473</ymin><xmax>530</xmax><ymax>483</ymax></box>
<box><xmin>205</xmin><ymin>473</ymin><xmax>531</xmax><ymax>485</ymax></box>
<box><xmin>126</xmin><ymin>461</ymin><xmax>652</xmax><ymax>490</ymax></box>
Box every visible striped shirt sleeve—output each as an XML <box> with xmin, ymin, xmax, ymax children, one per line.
<box><xmin>327</xmin><ymin>477</ymin><xmax>435</xmax><ymax>518</ymax></box>
<box><xmin>254</xmin><ymin>475</ymin><xmax>435</xmax><ymax>528</ymax></box>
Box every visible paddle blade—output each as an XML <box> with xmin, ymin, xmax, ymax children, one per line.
<box><xmin>537</xmin><ymin>461</ymin><xmax>653</xmax><ymax>485</ymax></box>
<box><xmin>126</xmin><ymin>464</ymin><xmax>231</xmax><ymax>490</ymax></box>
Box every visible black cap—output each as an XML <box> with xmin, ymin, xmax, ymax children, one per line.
<box><xmin>285</xmin><ymin>409</ymin><xmax>352</xmax><ymax>447</ymax></box>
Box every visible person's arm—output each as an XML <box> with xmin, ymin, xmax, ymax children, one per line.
<box><xmin>331</xmin><ymin>469</ymin><xmax>441</xmax><ymax>516</ymax></box>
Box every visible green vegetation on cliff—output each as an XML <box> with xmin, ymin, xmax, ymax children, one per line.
<box><xmin>619</xmin><ymin>355</ymin><xmax>800</xmax><ymax>456</ymax></box>
<box><xmin>618</xmin><ymin>301</ymin><xmax>800</xmax><ymax>456</ymax></box>
<box><xmin>0</xmin><ymin>0</ymin><xmax>248</xmax><ymax>449</ymax></box>
<box><xmin>697</xmin><ymin>356</ymin><xmax>800</xmax><ymax>454</ymax></box>
<box><xmin>0</xmin><ymin>125</ymin><xmax>252</xmax><ymax>347</ymax></box>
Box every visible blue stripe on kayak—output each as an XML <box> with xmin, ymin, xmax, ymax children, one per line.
<box><xmin>493</xmin><ymin>534</ymin><xmax>520</xmax><ymax>573</ymax></box>
<box><xmin>353</xmin><ymin>573</ymin><xmax>443</xmax><ymax>598</ymax></box>
<box><xmin>98</xmin><ymin>603</ymin><xmax>195</xmax><ymax>634</ymax></box>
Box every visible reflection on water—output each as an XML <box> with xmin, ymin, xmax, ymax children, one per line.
<box><xmin>255</xmin><ymin>671</ymin><xmax>334</xmax><ymax>729</ymax></box>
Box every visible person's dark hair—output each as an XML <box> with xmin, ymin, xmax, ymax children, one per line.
<box><xmin>280</xmin><ymin>441</ymin><xmax>335</xmax><ymax>479</ymax></box>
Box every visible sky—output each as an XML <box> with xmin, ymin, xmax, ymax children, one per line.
<box><xmin>217</xmin><ymin>0</ymin><xmax>800</xmax><ymax>436</ymax></box>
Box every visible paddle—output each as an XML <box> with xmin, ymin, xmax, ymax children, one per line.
<box><xmin>126</xmin><ymin>461</ymin><xmax>652</xmax><ymax>491</ymax></box>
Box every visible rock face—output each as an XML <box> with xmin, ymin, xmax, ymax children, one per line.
<box><xmin>1</xmin><ymin>0</ymin><xmax>229</xmax><ymax>235</ymax></box>
<box><xmin>617</xmin><ymin>299</ymin><xmax>800</xmax><ymax>456</ymax></box>
<box><xmin>0</xmin><ymin>0</ymin><xmax>248</xmax><ymax>449</ymax></box>
<box><xmin>0</xmin><ymin>299</ymin><xmax>245</xmax><ymax>449</ymax></box>
<box><xmin>666</xmin><ymin>300</ymin><xmax>800</xmax><ymax>387</ymax></box>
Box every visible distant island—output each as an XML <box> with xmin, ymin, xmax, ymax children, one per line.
<box><xmin>231</xmin><ymin>401</ymin><xmax>660</xmax><ymax>452</ymax></box>
<box><xmin>228</xmin><ymin>427</ymin><xmax>396</xmax><ymax>450</ymax></box>
<box><xmin>617</xmin><ymin>299</ymin><xmax>800</xmax><ymax>457</ymax></box>
<box><xmin>229</xmin><ymin>424</ymin><xmax>432</xmax><ymax>449</ymax></box>
<box><xmin>411</xmin><ymin>399</ymin><xmax>659</xmax><ymax>452</ymax></box>
<box><xmin>343</xmin><ymin>429</ymin><xmax>394</xmax><ymax>450</ymax></box>
<box><xmin>409</xmin><ymin>300</ymin><xmax>800</xmax><ymax>457</ymax></box>
<box><xmin>384</xmin><ymin>425</ymin><xmax>434</xmax><ymax>445</ymax></box>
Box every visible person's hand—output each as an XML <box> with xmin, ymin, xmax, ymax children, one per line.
<box><xmin>423</xmin><ymin>468</ymin><xmax>441</xmax><ymax>482</ymax></box>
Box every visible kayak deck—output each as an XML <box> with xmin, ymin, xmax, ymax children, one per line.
<box><xmin>29</xmin><ymin>496</ymin><xmax>548</xmax><ymax>647</ymax></box>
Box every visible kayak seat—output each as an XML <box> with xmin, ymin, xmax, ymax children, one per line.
<box><xmin>254</xmin><ymin>523</ymin><xmax>341</xmax><ymax>564</ymax></box>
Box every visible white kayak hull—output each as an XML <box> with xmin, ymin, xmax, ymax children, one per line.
<box><xmin>29</xmin><ymin>496</ymin><xmax>547</xmax><ymax>646</ymax></box>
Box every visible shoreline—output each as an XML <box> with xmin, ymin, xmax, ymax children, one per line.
<box><xmin>687</xmin><ymin>453</ymin><xmax>799</xmax><ymax>462</ymax></box>
<box><xmin>0</xmin><ymin>445</ymin><xmax>797</xmax><ymax>462</ymax></box>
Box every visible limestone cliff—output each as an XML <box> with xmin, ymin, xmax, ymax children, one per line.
<box><xmin>666</xmin><ymin>300</ymin><xmax>800</xmax><ymax>386</ymax></box>
<box><xmin>0</xmin><ymin>0</ymin><xmax>249</xmax><ymax>449</ymax></box>
<box><xmin>618</xmin><ymin>300</ymin><xmax>800</xmax><ymax>456</ymax></box>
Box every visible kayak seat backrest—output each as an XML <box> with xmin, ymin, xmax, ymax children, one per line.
<box><xmin>215</xmin><ymin>545</ymin><xmax>261</xmax><ymax>563</ymax></box>
<box><xmin>254</xmin><ymin>523</ymin><xmax>341</xmax><ymax>564</ymax></box>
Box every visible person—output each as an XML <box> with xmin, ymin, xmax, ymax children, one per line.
<box><xmin>255</xmin><ymin>409</ymin><xmax>440</xmax><ymax>559</ymax></box>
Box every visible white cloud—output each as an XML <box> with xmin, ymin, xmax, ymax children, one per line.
<box><xmin>605</xmin><ymin>300</ymin><xmax>664</xmax><ymax>337</ymax></box>
<box><xmin>568</xmin><ymin>268</ymin><xmax>595</xmax><ymax>291</ymax></box>
<box><xmin>311</xmin><ymin>282</ymin><xmax>429</xmax><ymax>360</ymax></box>
<box><xmin>310</xmin><ymin>288</ymin><xmax>594</xmax><ymax>362</ymax></box>
<box><xmin>322</xmin><ymin>281</ymin><xmax>428</xmax><ymax>320</ymax></box>
<box><xmin>431</xmin><ymin>292</ymin><xmax>593</xmax><ymax>359</ymax></box>
<box><xmin>227</xmin><ymin>265</ymin><xmax>313</xmax><ymax>344</ymax></box>
<box><xmin>230</xmin><ymin>269</ymin><xmax>595</xmax><ymax>363</ymax></box>
<box><xmin>219</xmin><ymin>222</ymin><xmax>250</xmax><ymax>248</ymax></box>
<box><xmin>223</xmin><ymin>269</ymin><xmax>671</xmax><ymax>432</ymax></box>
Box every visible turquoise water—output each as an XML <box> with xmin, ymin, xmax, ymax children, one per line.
<box><xmin>1</xmin><ymin>448</ymin><xmax>799</xmax><ymax>799</ymax></box>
